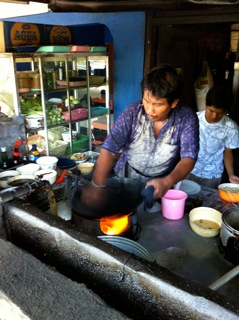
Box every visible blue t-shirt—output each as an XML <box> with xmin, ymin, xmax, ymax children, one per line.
<box><xmin>102</xmin><ymin>100</ymin><xmax>199</xmax><ymax>180</ymax></box>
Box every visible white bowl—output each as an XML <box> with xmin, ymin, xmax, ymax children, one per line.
<box><xmin>77</xmin><ymin>162</ymin><xmax>95</xmax><ymax>174</ymax></box>
<box><xmin>189</xmin><ymin>207</ymin><xmax>222</xmax><ymax>238</ymax></box>
<box><xmin>0</xmin><ymin>170</ymin><xmax>19</xmax><ymax>188</ymax></box>
<box><xmin>16</xmin><ymin>163</ymin><xmax>40</xmax><ymax>175</ymax></box>
<box><xmin>36</xmin><ymin>156</ymin><xmax>58</xmax><ymax>170</ymax></box>
<box><xmin>34</xmin><ymin>169</ymin><xmax>57</xmax><ymax>185</ymax></box>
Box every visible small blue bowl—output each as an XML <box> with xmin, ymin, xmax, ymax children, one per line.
<box><xmin>57</xmin><ymin>157</ymin><xmax>76</xmax><ymax>170</ymax></box>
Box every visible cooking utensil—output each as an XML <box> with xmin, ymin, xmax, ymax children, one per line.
<box><xmin>162</xmin><ymin>189</ymin><xmax>188</xmax><ymax>220</ymax></box>
<box><xmin>179</xmin><ymin>180</ymin><xmax>201</xmax><ymax>195</ymax></box>
<box><xmin>0</xmin><ymin>171</ymin><xmax>19</xmax><ymax>189</ymax></box>
<box><xmin>174</xmin><ymin>180</ymin><xmax>183</xmax><ymax>190</ymax></box>
<box><xmin>36</xmin><ymin>156</ymin><xmax>58</xmax><ymax>170</ymax></box>
<box><xmin>48</xmin><ymin>185</ymin><xmax>58</xmax><ymax>215</ymax></box>
<box><xmin>218</xmin><ymin>183</ymin><xmax>239</xmax><ymax>203</ymax></box>
<box><xmin>7</xmin><ymin>174</ymin><xmax>36</xmax><ymax>187</ymax></box>
<box><xmin>37</xmin><ymin>172</ymin><xmax>52</xmax><ymax>178</ymax></box>
<box><xmin>98</xmin><ymin>235</ymin><xmax>153</xmax><ymax>261</ymax></box>
<box><xmin>34</xmin><ymin>169</ymin><xmax>57</xmax><ymax>185</ymax></box>
<box><xmin>209</xmin><ymin>265</ymin><xmax>239</xmax><ymax>290</ymax></box>
<box><xmin>189</xmin><ymin>207</ymin><xmax>222</xmax><ymax>238</ymax></box>
<box><xmin>16</xmin><ymin>163</ymin><xmax>40</xmax><ymax>175</ymax></box>
<box><xmin>71</xmin><ymin>176</ymin><xmax>144</xmax><ymax>219</ymax></box>
<box><xmin>57</xmin><ymin>157</ymin><xmax>76</xmax><ymax>170</ymax></box>
<box><xmin>55</xmin><ymin>169</ymin><xmax>67</xmax><ymax>184</ymax></box>
<box><xmin>77</xmin><ymin>162</ymin><xmax>95</xmax><ymax>174</ymax></box>
<box><xmin>141</xmin><ymin>186</ymin><xmax>154</xmax><ymax>209</ymax></box>
<box><xmin>220</xmin><ymin>207</ymin><xmax>239</xmax><ymax>265</ymax></box>
<box><xmin>25</xmin><ymin>114</ymin><xmax>43</xmax><ymax>129</ymax></box>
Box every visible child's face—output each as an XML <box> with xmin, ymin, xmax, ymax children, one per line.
<box><xmin>205</xmin><ymin>105</ymin><xmax>225</xmax><ymax>124</ymax></box>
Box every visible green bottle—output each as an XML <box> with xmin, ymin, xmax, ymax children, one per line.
<box><xmin>1</xmin><ymin>147</ymin><xmax>8</xmax><ymax>169</ymax></box>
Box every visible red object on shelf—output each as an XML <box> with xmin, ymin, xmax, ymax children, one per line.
<box><xmin>62</xmin><ymin>108</ymin><xmax>88</xmax><ymax>122</ymax></box>
<box><xmin>55</xmin><ymin>169</ymin><xmax>67</xmax><ymax>184</ymax></box>
<box><xmin>70</xmin><ymin>45</ymin><xmax>91</xmax><ymax>52</ymax></box>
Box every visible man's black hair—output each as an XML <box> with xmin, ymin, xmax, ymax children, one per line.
<box><xmin>206</xmin><ymin>85</ymin><xmax>233</xmax><ymax>111</ymax></box>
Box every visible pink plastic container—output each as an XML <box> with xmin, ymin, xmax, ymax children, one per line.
<box><xmin>161</xmin><ymin>189</ymin><xmax>188</xmax><ymax>220</ymax></box>
<box><xmin>62</xmin><ymin>108</ymin><xmax>88</xmax><ymax>122</ymax></box>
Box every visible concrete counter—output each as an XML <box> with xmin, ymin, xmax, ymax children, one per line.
<box><xmin>137</xmin><ymin>185</ymin><xmax>239</xmax><ymax>304</ymax></box>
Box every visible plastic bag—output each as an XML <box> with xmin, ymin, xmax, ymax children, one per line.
<box><xmin>194</xmin><ymin>60</ymin><xmax>214</xmax><ymax>111</ymax></box>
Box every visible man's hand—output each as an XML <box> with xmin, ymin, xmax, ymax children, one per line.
<box><xmin>145</xmin><ymin>177</ymin><xmax>173</xmax><ymax>199</ymax></box>
<box><xmin>229</xmin><ymin>174</ymin><xmax>239</xmax><ymax>184</ymax></box>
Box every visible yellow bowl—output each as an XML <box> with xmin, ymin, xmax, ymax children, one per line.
<box><xmin>77</xmin><ymin>162</ymin><xmax>95</xmax><ymax>174</ymax></box>
<box><xmin>218</xmin><ymin>183</ymin><xmax>239</xmax><ymax>203</ymax></box>
<box><xmin>189</xmin><ymin>207</ymin><xmax>222</xmax><ymax>238</ymax></box>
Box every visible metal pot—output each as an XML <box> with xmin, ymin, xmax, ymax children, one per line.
<box><xmin>220</xmin><ymin>207</ymin><xmax>239</xmax><ymax>265</ymax></box>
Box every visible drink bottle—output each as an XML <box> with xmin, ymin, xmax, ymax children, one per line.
<box><xmin>57</xmin><ymin>62</ymin><xmax>64</xmax><ymax>80</ymax></box>
<box><xmin>1</xmin><ymin>147</ymin><xmax>8</xmax><ymax>169</ymax></box>
<box><xmin>12</xmin><ymin>143</ymin><xmax>21</xmax><ymax>166</ymax></box>
<box><xmin>29</xmin><ymin>144</ymin><xmax>40</xmax><ymax>163</ymax></box>
<box><xmin>19</xmin><ymin>141</ymin><xmax>29</xmax><ymax>164</ymax></box>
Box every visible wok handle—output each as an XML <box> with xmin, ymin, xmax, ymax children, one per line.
<box><xmin>141</xmin><ymin>186</ymin><xmax>155</xmax><ymax>209</ymax></box>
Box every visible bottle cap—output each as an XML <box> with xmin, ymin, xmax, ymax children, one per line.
<box><xmin>1</xmin><ymin>147</ymin><xmax>6</xmax><ymax>152</ymax></box>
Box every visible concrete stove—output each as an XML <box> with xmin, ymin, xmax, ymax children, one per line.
<box><xmin>0</xmin><ymin>197</ymin><xmax>239</xmax><ymax>319</ymax></box>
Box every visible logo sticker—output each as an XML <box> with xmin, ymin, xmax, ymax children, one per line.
<box><xmin>11</xmin><ymin>23</ymin><xmax>40</xmax><ymax>46</ymax></box>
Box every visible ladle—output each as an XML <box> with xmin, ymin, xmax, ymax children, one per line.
<box><xmin>47</xmin><ymin>185</ymin><xmax>58</xmax><ymax>215</ymax></box>
<box><xmin>209</xmin><ymin>265</ymin><xmax>239</xmax><ymax>290</ymax></box>
<box><xmin>224</xmin><ymin>190</ymin><xmax>239</xmax><ymax>208</ymax></box>
<box><xmin>37</xmin><ymin>172</ymin><xmax>52</xmax><ymax>179</ymax></box>
<box><xmin>174</xmin><ymin>180</ymin><xmax>183</xmax><ymax>190</ymax></box>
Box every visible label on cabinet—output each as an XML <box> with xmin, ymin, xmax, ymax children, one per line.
<box><xmin>0</xmin><ymin>22</ymin><xmax>72</xmax><ymax>52</ymax></box>
<box><xmin>0</xmin><ymin>21</ymin><xmax>43</xmax><ymax>52</ymax></box>
<box><xmin>45</xmin><ymin>25</ymin><xmax>72</xmax><ymax>45</ymax></box>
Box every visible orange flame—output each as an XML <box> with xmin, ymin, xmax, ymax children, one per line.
<box><xmin>100</xmin><ymin>214</ymin><xmax>130</xmax><ymax>235</ymax></box>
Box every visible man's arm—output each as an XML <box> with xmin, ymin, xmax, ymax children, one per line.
<box><xmin>92</xmin><ymin>148</ymin><xmax>116</xmax><ymax>186</ymax></box>
<box><xmin>224</xmin><ymin>148</ymin><xmax>239</xmax><ymax>184</ymax></box>
<box><xmin>146</xmin><ymin>157</ymin><xmax>196</xmax><ymax>198</ymax></box>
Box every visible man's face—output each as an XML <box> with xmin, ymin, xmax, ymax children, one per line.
<box><xmin>143</xmin><ymin>90</ymin><xmax>178</xmax><ymax>122</ymax></box>
<box><xmin>205</xmin><ymin>105</ymin><xmax>225</xmax><ymax>124</ymax></box>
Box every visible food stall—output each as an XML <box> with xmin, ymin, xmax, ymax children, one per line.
<box><xmin>0</xmin><ymin>174</ymin><xmax>239</xmax><ymax>319</ymax></box>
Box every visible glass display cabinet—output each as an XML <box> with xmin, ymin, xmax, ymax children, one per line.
<box><xmin>0</xmin><ymin>51</ymin><xmax>111</xmax><ymax>156</ymax></box>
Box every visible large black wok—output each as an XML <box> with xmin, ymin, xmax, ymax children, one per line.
<box><xmin>71</xmin><ymin>177</ymin><xmax>146</xmax><ymax>219</ymax></box>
